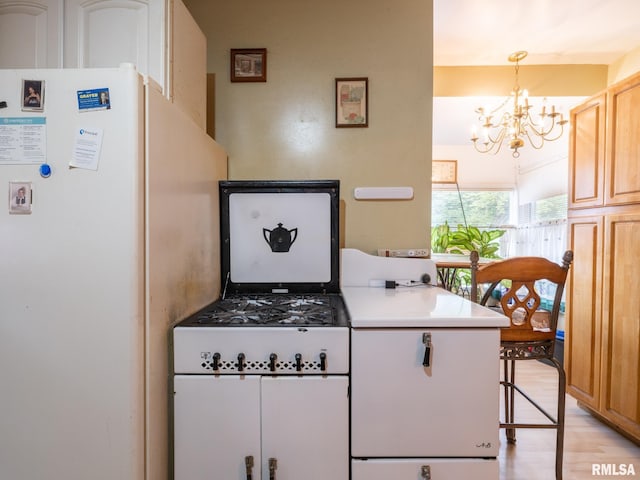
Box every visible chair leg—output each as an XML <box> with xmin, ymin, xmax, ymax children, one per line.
<box><xmin>551</xmin><ymin>357</ymin><xmax>566</xmax><ymax>480</ymax></box>
<box><xmin>503</xmin><ymin>357</ymin><xmax>517</xmax><ymax>444</ymax></box>
<box><xmin>508</xmin><ymin>358</ymin><xmax>517</xmax><ymax>443</ymax></box>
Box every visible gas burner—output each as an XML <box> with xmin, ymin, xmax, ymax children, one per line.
<box><xmin>192</xmin><ymin>294</ymin><xmax>338</xmax><ymax>326</ymax></box>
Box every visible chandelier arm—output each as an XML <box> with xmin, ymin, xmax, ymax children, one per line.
<box><xmin>527</xmin><ymin>115</ymin><xmax>556</xmax><ymax>137</ymax></box>
<box><xmin>524</xmin><ymin>116</ymin><xmax>566</xmax><ymax>142</ymax></box>
<box><xmin>521</xmin><ymin>129</ymin><xmax>545</xmax><ymax>150</ymax></box>
<box><xmin>472</xmin><ymin>125</ymin><xmax>508</xmax><ymax>155</ymax></box>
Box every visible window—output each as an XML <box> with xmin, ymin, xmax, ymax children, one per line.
<box><xmin>533</xmin><ymin>194</ymin><xmax>568</xmax><ymax>223</ymax></box>
<box><xmin>431</xmin><ymin>189</ymin><xmax>514</xmax><ymax>227</ymax></box>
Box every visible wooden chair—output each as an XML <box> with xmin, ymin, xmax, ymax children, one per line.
<box><xmin>470</xmin><ymin>250</ymin><xmax>573</xmax><ymax>480</ymax></box>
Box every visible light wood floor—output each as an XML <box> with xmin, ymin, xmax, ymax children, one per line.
<box><xmin>498</xmin><ymin>360</ymin><xmax>640</xmax><ymax>479</ymax></box>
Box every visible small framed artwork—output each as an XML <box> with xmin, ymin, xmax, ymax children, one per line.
<box><xmin>230</xmin><ymin>48</ymin><xmax>267</xmax><ymax>82</ymax></box>
<box><xmin>22</xmin><ymin>79</ymin><xmax>45</xmax><ymax>111</ymax></box>
<box><xmin>9</xmin><ymin>181</ymin><xmax>32</xmax><ymax>214</ymax></box>
<box><xmin>432</xmin><ymin>160</ymin><xmax>458</xmax><ymax>184</ymax></box>
<box><xmin>335</xmin><ymin>77</ymin><xmax>368</xmax><ymax>128</ymax></box>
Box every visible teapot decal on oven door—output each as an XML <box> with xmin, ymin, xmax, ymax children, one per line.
<box><xmin>263</xmin><ymin>223</ymin><xmax>298</xmax><ymax>252</ymax></box>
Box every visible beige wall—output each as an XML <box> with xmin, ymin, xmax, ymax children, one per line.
<box><xmin>435</xmin><ymin>64</ymin><xmax>608</xmax><ymax>97</ymax></box>
<box><xmin>608</xmin><ymin>45</ymin><xmax>640</xmax><ymax>85</ymax></box>
<box><xmin>183</xmin><ymin>0</ymin><xmax>433</xmax><ymax>254</ymax></box>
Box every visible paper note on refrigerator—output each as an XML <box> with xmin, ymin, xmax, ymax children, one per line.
<box><xmin>0</xmin><ymin>117</ymin><xmax>46</xmax><ymax>165</ymax></box>
<box><xmin>70</xmin><ymin>126</ymin><xmax>103</xmax><ymax>170</ymax></box>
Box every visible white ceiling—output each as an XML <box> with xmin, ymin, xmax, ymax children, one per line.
<box><xmin>432</xmin><ymin>0</ymin><xmax>640</xmax><ymax>149</ymax></box>
<box><xmin>434</xmin><ymin>0</ymin><xmax>640</xmax><ymax>66</ymax></box>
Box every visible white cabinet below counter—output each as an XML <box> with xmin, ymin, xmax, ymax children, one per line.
<box><xmin>174</xmin><ymin>375</ymin><xmax>349</xmax><ymax>480</ymax></box>
<box><xmin>351</xmin><ymin>328</ymin><xmax>500</xmax><ymax>458</ymax></box>
<box><xmin>343</xmin><ymin>285</ymin><xmax>507</xmax><ymax>480</ymax></box>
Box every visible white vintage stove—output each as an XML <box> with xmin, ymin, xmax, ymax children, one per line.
<box><xmin>172</xmin><ymin>180</ymin><xmax>508</xmax><ymax>480</ymax></box>
<box><xmin>172</xmin><ymin>180</ymin><xmax>350</xmax><ymax>480</ymax></box>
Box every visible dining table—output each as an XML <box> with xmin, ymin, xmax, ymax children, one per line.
<box><xmin>431</xmin><ymin>253</ymin><xmax>494</xmax><ymax>293</ymax></box>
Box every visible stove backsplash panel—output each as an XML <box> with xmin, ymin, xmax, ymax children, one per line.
<box><xmin>220</xmin><ymin>180</ymin><xmax>340</xmax><ymax>294</ymax></box>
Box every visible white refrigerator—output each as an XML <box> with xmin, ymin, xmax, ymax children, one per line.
<box><xmin>0</xmin><ymin>65</ymin><xmax>227</xmax><ymax>480</ymax></box>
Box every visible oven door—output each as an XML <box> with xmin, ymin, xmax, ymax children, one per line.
<box><xmin>351</xmin><ymin>328</ymin><xmax>500</xmax><ymax>457</ymax></box>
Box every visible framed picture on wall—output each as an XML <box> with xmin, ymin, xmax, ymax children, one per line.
<box><xmin>432</xmin><ymin>160</ymin><xmax>458</xmax><ymax>184</ymax></box>
<box><xmin>335</xmin><ymin>77</ymin><xmax>368</xmax><ymax>128</ymax></box>
<box><xmin>230</xmin><ymin>48</ymin><xmax>267</xmax><ymax>82</ymax></box>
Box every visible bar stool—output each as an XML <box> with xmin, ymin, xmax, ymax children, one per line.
<box><xmin>470</xmin><ymin>250</ymin><xmax>573</xmax><ymax>480</ymax></box>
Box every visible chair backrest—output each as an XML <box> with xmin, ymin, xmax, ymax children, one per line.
<box><xmin>470</xmin><ymin>251</ymin><xmax>573</xmax><ymax>342</ymax></box>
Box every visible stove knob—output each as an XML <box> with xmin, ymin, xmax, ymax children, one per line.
<box><xmin>237</xmin><ymin>353</ymin><xmax>245</xmax><ymax>372</ymax></box>
<box><xmin>294</xmin><ymin>353</ymin><xmax>302</xmax><ymax>372</ymax></box>
<box><xmin>319</xmin><ymin>352</ymin><xmax>327</xmax><ymax>371</ymax></box>
<box><xmin>269</xmin><ymin>353</ymin><xmax>277</xmax><ymax>372</ymax></box>
<box><xmin>212</xmin><ymin>352</ymin><xmax>221</xmax><ymax>371</ymax></box>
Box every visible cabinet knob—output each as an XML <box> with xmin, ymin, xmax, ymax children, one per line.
<box><xmin>294</xmin><ymin>353</ymin><xmax>302</xmax><ymax>372</ymax></box>
<box><xmin>319</xmin><ymin>352</ymin><xmax>327</xmax><ymax>371</ymax></box>
<box><xmin>212</xmin><ymin>352</ymin><xmax>221</xmax><ymax>371</ymax></box>
<box><xmin>269</xmin><ymin>353</ymin><xmax>277</xmax><ymax>372</ymax></box>
<box><xmin>237</xmin><ymin>353</ymin><xmax>245</xmax><ymax>372</ymax></box>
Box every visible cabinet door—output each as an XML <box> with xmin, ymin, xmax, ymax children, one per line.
<box><xmin>261</xmin><ymin>376</ymin><xmax>349</xmax><ymax>480</ymax></box>
<box><xmin>600</xmin><ymin>211</ymin><xmax>640</xmax><ymax>441</ymax></box>
<box><xmin>565</xmin><ymin>215</ymin><xmax>603</xmax><ymax>408</ymax></box>
<box><xmin>605</xmin><ymin>72</ymin><xmax>640</xmax><ymax>205</ymax></box>
<box><xmin>174</xmin><ymin>375</ymin><xmax>262</xmax><ymax>480</ymax></box>
<box><xmin>63</xmin><ymin>0</ymin><xmax>165</xmax><ymax>87</ymax></box>
<box><xmin>568</xmin><ymin>93</ymin><xmax>606</xmax><ymax>209</ymax></box>
<box><xmin>351</xmin><ymin>328</ymin><xmax>500</xmax><ymax>457</ymax></box>
<box><xmin>0</xmin><ymin>0</ymin><xmax>62</xmax><ymax>67</ymax></box>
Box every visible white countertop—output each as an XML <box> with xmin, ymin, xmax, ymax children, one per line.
<box><xmin>341</xmin><ymin>285</ymin><xmax>509</xmax><ymax>328</ymax></box>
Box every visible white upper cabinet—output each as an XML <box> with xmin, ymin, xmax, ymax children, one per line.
<box><xmin>0</xmin><ymin>0</ymin><xmax>63</xmax><ymax>67</ymax></box>
<box><xmin>0</xmin><ymin>0</ymin><xmax>165</xmax><ymax>89</ymax></box>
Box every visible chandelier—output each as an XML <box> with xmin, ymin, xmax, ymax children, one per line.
<box><xmin>470</xmin><ymin>51</ymin><xmax>568</xmax><ymax>158</ymax></box>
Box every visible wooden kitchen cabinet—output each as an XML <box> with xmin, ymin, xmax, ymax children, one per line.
<box><xmin>568</xmin><ymin>93</ymin><xmax>606</xmax><ymax>209</ymax></box>
<box><xmin>569</xmin><ymin>71</ymin><xmax>640</xmax><ymax>210</ymax></box>
<box><xmin>565</xmin><ymin>214</ymin><xmax>603</xmax><ymax>410</ymax></box>
<box><xmin>599</xmin><ymin>210</ymin><xmax>640</xmax><ymax>441</ymax></box>
<box><xmin>605</xmin><ymin>73</ymin><xmax>640</xmax><ymax>205</ymax></box>
<box><xmin>566</xmin><ymin>69</ymin><xmax>640</xmax><ymax>444</ymax></box>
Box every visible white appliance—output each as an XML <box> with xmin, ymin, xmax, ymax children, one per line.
<box><xmin>173</xmin><ymin>180</ymin><xmax>350</xmax><ymax>480</ymax></box>
<box><xmin>0</xmin><ymin>65</ymin><xmax>226</xmax><ymax>480</ymax></box>
<box><xmin>341</xmin><ymin>249</ymin><xmax>509</xmax><ymax>480</ymax></box>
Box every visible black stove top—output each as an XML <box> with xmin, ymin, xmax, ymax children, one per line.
<box><xmin>179</xmin><ymin>293</ymin><xmax>350</xmax><ymax>327</ymax></box>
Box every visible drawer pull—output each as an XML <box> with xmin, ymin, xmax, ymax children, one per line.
<box><xmin>244</xmin><ymin>455</ymin><xmax>253</xmax><ymax>480</ymax></box>
<box><xmin>422</xmin><ymin>333</ymin><xmax>432</xmax><ymax>368</ymax></box>
<box><xmin>421</xmin><ymin>464</ymin><xmax>431</xmax><ymax>479</ymax></box>
<box><xmin>269</xmin><ymin>457</ymin><xmax>277</xmax><ymax>480</ymax></box>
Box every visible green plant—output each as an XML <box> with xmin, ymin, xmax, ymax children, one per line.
<box><xmin>430</xmin><ymin>223</ymin><xmax>507</xmax><ymax>294</ymax></box>
<box><xmin>430</xmin><ymin>221</ymin><xmax>452</xmax><ymax>253</ymax></box>
<box><xmin>431</xmin><ymin>223</ymin><xmax>506</xmax><ymax>259</ymax></box>
<box><xmin>447</xmin><ymin>224</ymin><xmax>506</xmax><ymax>259</ymax></box>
